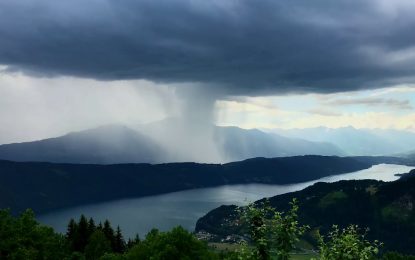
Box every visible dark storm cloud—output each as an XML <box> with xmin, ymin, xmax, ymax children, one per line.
<box><xmin>1</xmin><ymin>0</ymin><xmax>415</xmax><ymax>95</ymax></box>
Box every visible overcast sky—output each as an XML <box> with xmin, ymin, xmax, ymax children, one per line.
<box><xmin>1</xmin><ymin>0</ymin><xmax>415</xmax><ymax>144</ymax></box>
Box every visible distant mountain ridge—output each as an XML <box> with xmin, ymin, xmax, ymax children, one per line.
<box><xmin>215</xmin><ymin>126</ymin><xmax>343</xmax><ymax>162</ymax></box>
<box><xmin>400</xmin><ymin>150</ymin><xmax>415</xmax><ymax>160</ymax></box>
<box><xmin>0</xmin><ymin>120</ymin><xmax>344</xmax><ymax>164</ymax></box>
<box><xmin>268</xmin><ymin>126</ymin><xmax>415</xmax><ymax>156</ymax></box>
<box><xmin>0</xmin><ymin>125</ymin><xmax>165</xmax><ymax>164</ymax></box>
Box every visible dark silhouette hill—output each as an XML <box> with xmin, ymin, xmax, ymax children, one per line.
<box><xmin>0</xmin><ymin>156</ymin><xmax>372</xmax><ymax>215</ymax></box>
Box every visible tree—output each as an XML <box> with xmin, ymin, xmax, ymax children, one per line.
<box><xmin>103</xmin><ymin>219</ymin><xmax>116</xmax><ymax>250</ymax></box>
<box><xmin>271</xmin><ymin>199</ymin><xmax>308</xmax><ymax>260</ymax></box>
<box><xmin>314</xmin><ymin>224</ymin><xmax>382</xmax><ymax>260</ymax></box>
<box><xmin>126</xmin><ymin>234</ymin><xmax>140</xmax><ymax>249</ymax></box>
<box><xmin>66</xmin><ymin>218</ymin><xmax>78</xmax><ymax>250</ymax></box>
<box><xmin>114</xmin><ymin>226</ymin><xmax>126</xmax><ymax>253</ymax></box>
<box><xmin>84</xmin><ymin>230</ymin><xmax>112</xmax><ymax>260</ymax></box>
<box><xmin>88</xmin><ymin>217</ymin><xmax>96</xmax><ymax>237</ymax></box>
<box><xmin>237</xmin><ymin>199</ymin><xmax>308</xmax><ymax>260</ymax></box>
<box><xmin>0</xmin><ymin>209</ymin><xmax>68</xmax><ymax>259</ymax></box>
<box><xmin>126</xmin><ymin>227</ymin><xmax>219</xmax><ymax>260</ymax></box>
<box><xmin>242</xmin><ymin>201</ymin><xmax>271</xmax><ymax>260</ymax></box>
<box><xmin>73</xmin><ymin>214</ymin><xmax>89</xmax><ymax>252</ymax></box>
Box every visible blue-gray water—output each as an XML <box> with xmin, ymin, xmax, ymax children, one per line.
<box><xmin>38</xmin><ymin>164</ymin><xmax>414</xmax><ymax>238</ymax></box>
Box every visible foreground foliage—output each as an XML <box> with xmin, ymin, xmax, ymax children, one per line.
<box><xmin>126</xmin><ymin>227</ymin><xmax>219</xmax><ymax>260</ymax></box>
<box><xmin>196</xmin><ymin>174</ymin><xmax>415</xmax><ymax>254</ymax></box>
<box><xmin>232</xmin><ymin>199</ymin><xmax>308</xmax><ymax>260</ymax></box>
<box><xmin>314</xmin><ymin>225</ymin><xmax>382</xmax><ymax>260</ymax></box>
<box><xmin>230</xmin><ymin>200</ymin><xmax>384</xmax><ymax>260</ymax></box>
<box><xmin>1</xmin><ymin>203</ymin><xmax>415</xmax><ymax>259</ymax></box>
<box><xmin>0</xmin><ymin>209</ymin><xmax>220</xmax><ymax>260</ymax></box>
<box><xmin>0</xmin><ymin>209</ymin><xmax>67</xmax><ymax>259</ymax></box>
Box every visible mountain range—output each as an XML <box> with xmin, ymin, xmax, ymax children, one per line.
<box><xmin>0</xmin><ymin>125</ymin><xmax>165</xmax><ymax>164</ymax></box>
<box><xmin>1</xmin><ymin>120</ymin><xmax>414</xmax><ymax>164</ymax></box>
<box><xmin>268</xmin><ymin>126</ymin><xmax>415</xmax><ymax>156</ymax></box>
<box><xmin>0</xmin><ymin>120</ymin><xmax>343</xmax><ymax>164</ymax></box>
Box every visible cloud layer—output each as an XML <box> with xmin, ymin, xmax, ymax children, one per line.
<box><xmin>216</xmin><ymin>86</ymin><xmax>415</xmax><ymax>131</ymax></box>
<box><xmin>1</xmin><ymin>0</ymin><xmax>415</xmax><ymax>95</ymax></box>
<box><xmin>324</xmin><ymin>97</ymin><xmax>413</xmax><ymax>110</ymax></box>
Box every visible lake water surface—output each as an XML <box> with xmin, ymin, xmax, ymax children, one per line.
<box><xmin>38</xmin><ymin>164</ymin><xmax>414</xmax><ymax>238</ymax></box>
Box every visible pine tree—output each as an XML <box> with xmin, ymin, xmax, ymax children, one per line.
<box><xmin>127</xmin><ymin>234</ymin><xmax>141</xmax><ymax>249</ymax></box>
<box><xmin>74</xmin><ymin>214</ymin><xmax>89</xmax><ymax>252</ymax></box>
<box><xmin>127</xmin><ymin>238</ymin><xmax>133</xmax><ymax>249</ymax></box>
<box><xmin>103</xmin><ymin>220</ymin><xmax>115</xmax><ymax>250</ymax></box>
<box><xmin>114</xmin><ymin>226</ymin><xmax>126</xmax><ymax>253</ymax></box>
<box><xmin>85</xmin><ymin>230</ymin><xmax>111</xmax><ymax>260</ymax></box>
<box><xmin>66</xmin><ymin>218</ymin><xmax>78</xmax><ymax>251</ymax></box>
<box><xmin>66</xmin><ymin>219</ymin><xmax>77</xmax><ymax>239</ymax></box>
<box><xmin>87</xmin><ymin>217</ymin><xmax>96</xmax><ymax>237</ymax></box>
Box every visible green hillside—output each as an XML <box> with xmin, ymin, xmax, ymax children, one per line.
<box><xmin>196</xmin><ymin>170</ymin><xmax>415</xmax><ymax>254</ymax></box>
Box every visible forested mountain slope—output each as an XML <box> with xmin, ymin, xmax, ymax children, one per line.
<box><xmin>0</xmin><ymin>156</ymin><xmax>372</xmax><ymax>214</ymax></box>
<box><xmin>196</xmin><ymin>170</ymin><xmax>415</xmax><ymax>254</ymax></box>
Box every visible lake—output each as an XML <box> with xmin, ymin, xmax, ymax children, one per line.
<box><xmin>38</xmin><ymin>163</ymin><xmax>414</xmax><ymax>238</ymax></box>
